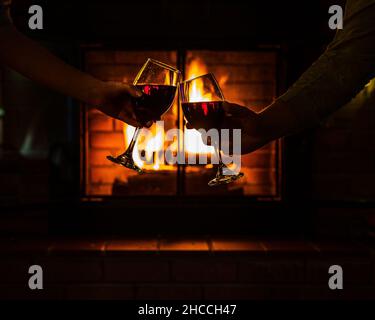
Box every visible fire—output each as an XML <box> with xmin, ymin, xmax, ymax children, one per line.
<box><xmin>123</xmin><ymin>122</ymin><xmax>175</xmax><ymax>171</ymax></box>
<box><xmin>188</xmin><ymin>58</ymin><xmax>210</xmax><ymax>103</ymax></box>
<box><xmin>122</xmin><ymin>57</ymin><xmax>228</xmax><ymax>171</ymax></box>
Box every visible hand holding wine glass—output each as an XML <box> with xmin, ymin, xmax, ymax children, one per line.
<box><xmin>95</xmin><ymin>81</ymin><xmax>152</xmax><ymax>128</ymax></box>
<box><xmin>186</xmin><ymin>101</ymin><xmax>264</xmax><ymax>155</ymax></box>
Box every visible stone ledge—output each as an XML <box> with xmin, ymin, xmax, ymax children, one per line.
<box><xmin>0</xmin><ymin>237</ymin><xmax>372</xmax><ymax>257</ymax></box>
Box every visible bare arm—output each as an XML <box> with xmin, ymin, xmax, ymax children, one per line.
<box><xmin>0</xmin><ymin>25</ymin><xmax>108</xmax><ymax>105</ymax></box>
<box><xmin>258</xmin><ymin>47</ymin><xmax>375</xmax><ymax>146</ymax></box>
<box><xmin>0</xmin><ymin>23</ymin><xmax>143</xmax><ymax>126</ymax></box>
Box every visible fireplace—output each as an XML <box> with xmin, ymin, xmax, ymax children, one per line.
<box><xmin>81</xmin><ymin>49</ymin><xmax>282</xmax><ymax>199</ymax></box>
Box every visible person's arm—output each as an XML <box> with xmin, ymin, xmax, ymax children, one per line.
<box><xmin>0</xmin><ymin>6</ymin><xmax>143</xmax><ymax>126</ymax></box>
<box><xmin>257</xmin><ymin>49</ymin><xmax>375</xmax><ymax>146</ymax></box>
<box><xmin>256</xmin><ymin>0</ymin><xmax>375</xmax><ymax>148</ymax></box>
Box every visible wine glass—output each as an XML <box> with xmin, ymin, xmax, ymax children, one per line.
<box><xmin>107</xmin><ymin>59</ymin><xmax>180</xmax><ymax>173</ymax></box>
<box><xmin>180</xmin><ymin>73</ymin><xmax>244</xmax><ymax>186</ymax></box>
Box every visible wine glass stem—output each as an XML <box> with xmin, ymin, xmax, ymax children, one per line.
<box><xmin>124</xmin><ymin>127</ymin><xmax>141</xmax><ymax>157</ymax></box>
<box><xmin>212</xmin><ymin>139</ymin><xmax>224</xmax><ymax>176</ymax></box>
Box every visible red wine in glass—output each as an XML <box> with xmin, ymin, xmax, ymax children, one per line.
<box><xmin>133</xmin><ymin>84</ymin><xmax>177</xmax><ymax>125</ymax></box>
<box><xmin>181</xmin><ymin>101</ymin><xmax>224</xmax><ymax>129</ymax></box>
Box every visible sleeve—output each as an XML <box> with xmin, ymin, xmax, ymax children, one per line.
<box><xmin>0</xmin><ymin>0</ymin><xmax>12</xmax><ymax>26</ymax></box>
<box><xmin>276</xmin><ymin>1</ymin><xmax>375</xmax><ymax>130</ymax></box>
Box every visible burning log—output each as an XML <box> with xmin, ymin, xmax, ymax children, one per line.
<box><xmin>112</xmin><ymin>172</ymin><xmax>176</xmax><ymax>195</ymax></box>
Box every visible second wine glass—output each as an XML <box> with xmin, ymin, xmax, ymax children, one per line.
<box><xmin>107</xmin><ymin>58</ymin><xmax>181</xmax><ymax>173</ymax></box>
<box><xmin>180</xmin><ymin>73</ymin><xmax>244</xmax><ymax>186</ymax></box>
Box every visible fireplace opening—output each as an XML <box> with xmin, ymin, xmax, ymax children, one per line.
<box><xmin>81</xmin><ymin>49</ymin><xmax>282</xmax><ymax>199</ymax></box>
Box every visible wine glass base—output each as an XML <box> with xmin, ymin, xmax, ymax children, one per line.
<box><xmin>107</xmin><ymin>155</ymin><xmax>144</xmax><ymax>174</ymax></box>
<box><xmin>208</xmin><ymin>172</ymin><xmax>244</xmax><ymax>187</ymax></box>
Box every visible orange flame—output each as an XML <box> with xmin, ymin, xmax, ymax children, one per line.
<box><xmin>123</xmin><ymin>122</ymin><xmax>176</xmax><ymax>171</ymax></box>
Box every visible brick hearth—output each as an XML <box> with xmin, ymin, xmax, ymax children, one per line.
<box><xmin>1</xmin><ymin>238</ymin><xmax>374</xmax><ymax>300</ymax></box>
